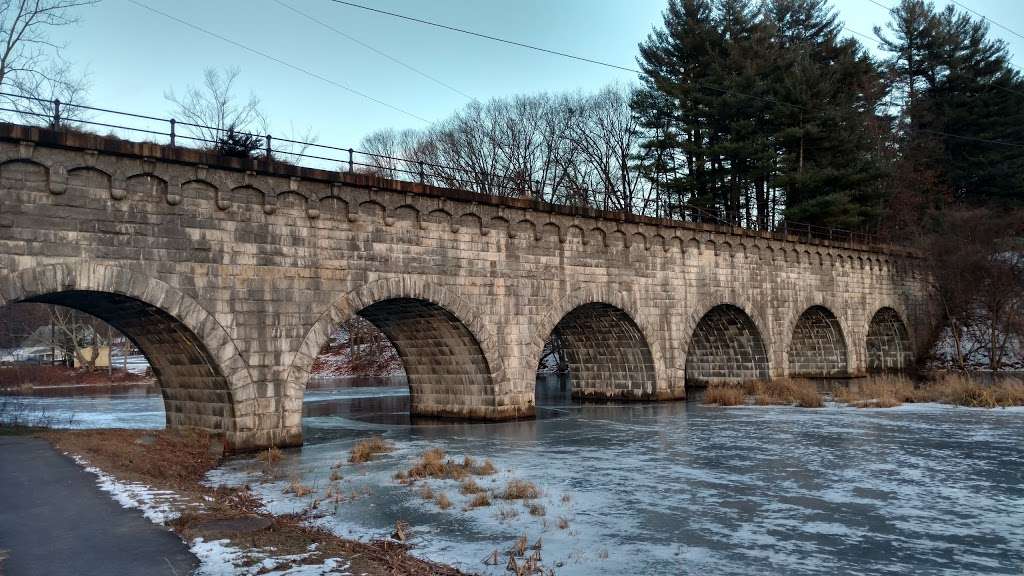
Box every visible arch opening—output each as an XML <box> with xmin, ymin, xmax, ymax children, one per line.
<box><xmin>349</xmin><ymin>298</ymin><xmax>495</xmax><ymax>419</ymax></box>
<box><xmin>788</xmin><ymin>306</ymin><xmax>849</xmax><ymax>377</ymax></box>
<box><xmin>866</xmin><ymin>307</ymin><xmax>913</xmax><ymax>373</ymax></box>
<box><xmin>685</xmin><ymin>304</ymin><xmax>769</xmax><ymax>386</ymax></box>
<box><xmin>2</xmin><ymin>291</ymin><xmax>233</xmax><ymax>432</ymax></box>
<box><xmin>537</xmin><ymin>303</ymin><xmax>657</xmax><ymax>401</ymax></box>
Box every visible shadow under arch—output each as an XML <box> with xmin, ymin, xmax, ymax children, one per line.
<box><xmin>0</xmin><ymin>263</ymin><xmax>255</xmax><ymax>445</ymax></box>
<box><xmin>787</xmin><ymin>305</ymin><xmax>849</xmax><ymax>377</ymax></box>
<box><xmin>685</xmin><ymin>303</ymin><xmax>770</xmax><ymax>386</ymax></box>
<box><xmin>530</xmin><ymin>287</ymin><xmax>675</xmax><ymax>402</ymax></box>
<box><xmin>287</xmin><ymin>278</ymin><xmax>517</xmax><ymax>420</ymax></box>
<box><xmin>538</xmin><ymin>302</ymin><xmax>659</xmax><ymax>401</ymax></box>
<box><xmin>866</xmin><ymin>307</ymin><xmax>913</xmax><ymax>373</ymax></box>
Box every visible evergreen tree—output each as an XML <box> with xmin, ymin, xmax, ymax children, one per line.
<box><xmin>634</xmin><ymin>0</ymin><xmax>888</xmax><ymax>231</ymax></box>
<box><xmin>877</xmin><ymin>0</ymin><xmax>1024</xmax><ymax>230</ymax></box>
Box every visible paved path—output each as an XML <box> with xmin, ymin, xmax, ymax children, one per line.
<box><xmin>0</xmin><ymin>435</ymin><xmax>197</xmax><ymax>576</ymax></box>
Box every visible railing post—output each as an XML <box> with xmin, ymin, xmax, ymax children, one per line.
<box><xmin>348</xmin><ymin>148</ymin><xmax>354</xmax><ymax>173</ymax></box>
<box><xmin>265</xmin><ymin>134</ymin><xmax>272</xmax><ymax>161</ymax></box>
<box><xmin>169</xmin><ymin>118</ymin><xmax>176</xmax><ymax>148</ymax></box>
<box><xmin>51</xmin><ymin>99</ymin><xmax>61</xmax><ymax>129</ymax></box>
<box><xmin>418</xmin><ymin>161</ymin><xmax>425</xmax><ymax>184</ymax></box>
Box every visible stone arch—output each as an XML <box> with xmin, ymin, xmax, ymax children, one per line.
<box><xmin>0</xmin><ymin>262</ymin><xmax>256</xmax><ymax>447</ymax></box>
<box><xmin>530</xmin><ymin>287</ymin><xmax>675</xmax><ymax>401</ymax></box>
<box><xmin>684</xmin><ymin>303</ymin><xmax>770</xmax><ymax>386</ymax></box>
<box><xmin>287</xmin><ymin>278</ymin><xmax>515</xmax><ymax>420</ymax></box>
<box><xmin>866</xmin><ymin>307</ymin><xmax>913</xmax><ymax>373</ymax></box>
<box><xmin>787</xmin><ymin>306</ymin><xmax>849</xmax><ymax>377</ymax></box>
<box><xmin>540</xmin><ymin>303</ymin><xmax>657</xmax><ymax>400</ymax></box>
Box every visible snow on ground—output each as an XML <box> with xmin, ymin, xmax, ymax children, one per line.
<box><xmin>68</xmin><ymin>454</ymin><xmax>351</xmax><ymax>575</ymax></box>
<box><xmin>190</xmin><ymin>539</ymin><xmax>349</xmax><ymax>576</ymax></box>
<box><xmin>70</xmin><ymin>454</ymin><xmax>189</xmax><ymax>524</ymax></box>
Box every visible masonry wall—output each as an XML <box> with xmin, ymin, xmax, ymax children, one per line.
<box><xmin>0</xmin><ymin>125</ymin><xmax>928</xmax><ymax>450</ymax></box>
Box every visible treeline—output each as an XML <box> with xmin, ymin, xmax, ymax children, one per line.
<box><xmin>361</xmin><ymin>0</ymin><xmax>1024</xmax><ymax>237</ymax></box>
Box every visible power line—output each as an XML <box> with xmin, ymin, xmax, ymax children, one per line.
<box><xmin>125</xmin><ymin>0</ymin><xmax>430</xmax><ymax>123</ymax></box>
<box><xmin>868</xmin><ymin>0</ymin><xmax>1024</xmax><ymax>71</ymax></box>
<box><xmin>325</xmin><ymin>0</ymin><xmax>642</xmax><ymax>74</ymax></box>
<box><xmin>272</xmin><ymin>0</ymin><xmax>476</xmax><ymax>102</ymax></box>
<box><xmin>951</xmin><ymin>0</ymin><xmax>1024</xmax><ymax>42</ymax></box>
<box><xmin>321</xmin><ymin>0</ymin><xmax>1023</xmax><ymax>148</ymax></box>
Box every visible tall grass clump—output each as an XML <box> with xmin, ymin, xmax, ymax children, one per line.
<box><xmin>349</xmin><ymin>435</ymin><xmax>394</xmax><ymax>464</ymax></box>
<box><xmin>703</xmin><ymin>384</ymin><xmax>746</xmax><ymax>406</ymax></box>
<box><xmin>748</xmin><ymin>378</ymin><xmax>824</xmax><ymax>407</ymax></box>
<box><xmin>834</xmin><ymin>374</ymin><xmax>914</xmax><ymax>408</ymax></box>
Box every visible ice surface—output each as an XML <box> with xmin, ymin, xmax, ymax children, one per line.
<box><xmin>206</xmin><ymin>391</ymin><xmax>1024</xmax><ymax>576</ymax></box>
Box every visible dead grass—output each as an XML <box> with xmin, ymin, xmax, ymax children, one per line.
<box><xmin>748</xmin><ymin>378</ymin><xmax>824</xmax><ymax>408</ymax></box>
<box><xmin>556</xmin><ymin>516</ymin><xmax>570</xmax><ymax>530</ymax></box>
<box><xmin>285</xmin><ymin>479</ymin><xmax>314</xmax><ymax>497</ymax></box>
<box><xmin>500</xmin><ymin>479</ymin><xmax>540</xmax><ymax>500</ymax></box>
<box><xmin>467</xmin><ymin>492</ymin><xmax>491</xmax><ymax>508</ymax></box>
<box><xmin>434</xmin><ymin>492</ymin><xmax>452</xmax><ymax>510</ymax></box>
<box><xmin>703</xmin><ymin>379</ymin><xmax>823</xmax><ymax>408</ymax></box>
<box><xmin>703</xmin><ymin>384</ymin><xmax>746</xmax><ymax>406</ymax></box>
<box><xmin>258</xmin><ymin>446</ymin><xmax>283</xmax><ymax>464</ymax></box>
<box><xmin>475</xmin><ymin>458</ymin><xmax>497</xmax><ymax>475</ymax></box>
<box><xmin>403</xmin><ymin>448</ymin><xmax>496</xmax><ymax>481</ymax></box>
<box><xmin>527</xmin><ymin>502</ymin><xmax>546</xmax><ymax>517</ymax></box>
<box><xmin>417</xmin><ymin>484</ymin><xmax>434</xmax><ymax>501</ymax></box>
<box><xmin>43</xmin><ymin>429</ymin><xmax>219</xmax><ymax>491</ymax></box>
<box><xmin>458</xmin><ymin>478</ymin><xmax>486</xmax><ymax>495</ymax></box>
<box><xmin>834</xmin><ymin>373</ymin><xmax>1024</xmax><ymax>409</ymax></box>
<box><xmin>45</xmin><ymin>429</ymin><xmax>467</xmax><ymax>576</ymax></box>
<box><xmin>834</xmin><ymin>374</ymin><xmax>914</xmax><ymax>408</ymax></box>
<box><xmin>348</xmin><ymin>436</ymin><xmax>394</xmax><ymax>464</ymax></box>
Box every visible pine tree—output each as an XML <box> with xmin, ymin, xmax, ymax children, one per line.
<box><xmin>877</xmin><ymin>0</ymin><xmax>1024</xmax><ymax>230</ymax></box>
<box><xmin>634</xmin><ymin>0</ymin><xmax>887</xmax><ymax>231</ymax></box>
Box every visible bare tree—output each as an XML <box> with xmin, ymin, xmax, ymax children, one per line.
<box><xmin>0</xmin><ymin>0</ymin><xmax>97</xmax><ymax>125</ymax></box>
<box><xmin>919</xmin><ymin>208</ymin><xmax>1024</xmax><ymax>371</ymax></box>
<box><xmin>165</xmin><ymin>67</ymin><xmax>267</xmax><ymax>151</ymax></box>
<box><xmin>357</xmin><ymin>85</ymin><xmax>652</xmax><ymax>211</ymax></box>
<box><xmin>165</xmin><ymin>67</ymin><xmax>320</xmax><ymax>162</ymax></box>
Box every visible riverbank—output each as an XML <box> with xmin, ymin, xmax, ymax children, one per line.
<box><xmin>40</xmin><ymin>428</ymin><xmax>468</xmax><ymax>576</ymax></box>
<box><xmin>703</xmin><ymin>373</ymin><xmax>1024</xmax><ymax>408</ymax></box>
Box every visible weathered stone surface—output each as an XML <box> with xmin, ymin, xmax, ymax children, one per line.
<box><xmin>0</xmin><ymin>125</ymin><xmax>928</xmax><ymax>450</ymax></box>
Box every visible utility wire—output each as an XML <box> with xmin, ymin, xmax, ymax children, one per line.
<box><xmin>951</xmin><ymin>0</ymin><xmax>1024</xmax><ymax>42</ymax></box>
<box><xmin>273</xmin><ymin>0</ymin><xmax>476</xmax><ymax>102</ymax></box>
<box><xmin>125</xmin><ymin>0</ymin><xmax>430</xmax><ymax>123</ymax></box>
<box><xmin>868</xmin><ymin>0</ymin><xmax>1023</xmax><ymax>71</ymax></box>
<box><xmin>325</xmin><ymin>0</ymin><xmax>642</xmax><ymax>74</ymax></box>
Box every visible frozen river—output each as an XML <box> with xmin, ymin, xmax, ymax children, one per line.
<box><xmin>4</xmin><ymin>376</ymin><xmax>1024</xmax><ymax>575</ymax></box>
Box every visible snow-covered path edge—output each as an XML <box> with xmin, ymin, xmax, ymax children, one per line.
<box><xmin>67</xmin><ymin>453</ymin><xmax>351</xmax><ymax>576</ymax></box>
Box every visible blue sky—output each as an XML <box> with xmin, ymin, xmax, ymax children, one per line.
<box><xmin>55</xmin><ymin>0</ymin><xmax>1024</xmax><ymax>147</ymax></box>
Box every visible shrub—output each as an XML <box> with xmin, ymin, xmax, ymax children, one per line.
<box><xmin>349</xmin><ymin>436</ymin><xmax>394</xmax><ymax>464</ymax></box>
<box><xmin>459</xmin><ymin>478</ymin><xmax>486</xmax><ymax>495</ymax></box>
<box><xmin>500</xmin><ymin>479</ymin><xmax>540</xmax><ymax>500</ymax></box>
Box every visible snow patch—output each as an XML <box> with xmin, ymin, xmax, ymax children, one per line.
<box><xmin>70</xmin><ymin>454</ymin><xmax>185</xmax><ymax>524</ymax></box>
<box><xmin>190</xmin><ymin>538</ymin><xmax>350</xmax><ymax>575</ymax></box>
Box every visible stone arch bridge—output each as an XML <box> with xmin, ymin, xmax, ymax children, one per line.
<box><xmin>0</xmin><ymin>125</ymin><xmax>927</xmax><ymax>451</ymax></box>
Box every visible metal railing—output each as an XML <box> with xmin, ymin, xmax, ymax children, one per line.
<box><xmin>0</xmin><ymin>91</ymin><xmax>881</xmax><ymax>246</ymax></box>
